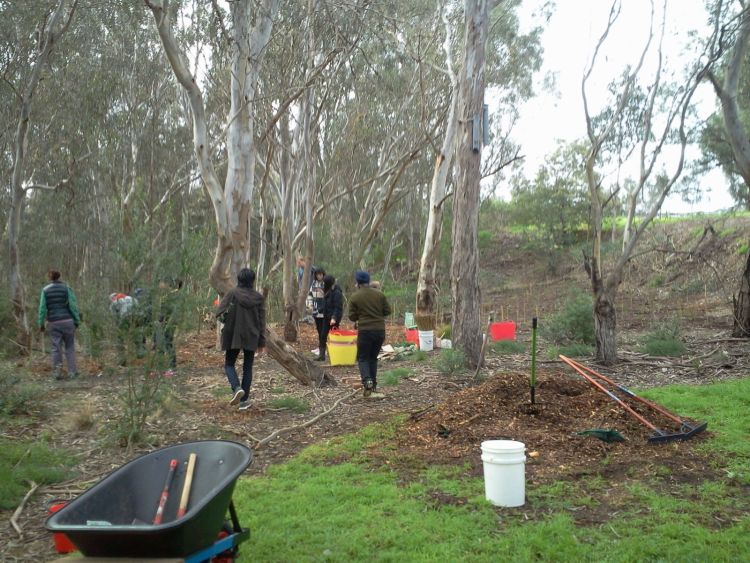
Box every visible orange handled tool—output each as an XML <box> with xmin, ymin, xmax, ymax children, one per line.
<box><xmin>153</xmin><ymin>458</ymin><xmax>178</xmax><ymax>525</ymax></box>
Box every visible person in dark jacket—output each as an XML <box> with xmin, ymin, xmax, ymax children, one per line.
<box><xmin>348</xmin><ymin>270</ymin><xmax>391</xmax><ymax>398</ymax></box>
<box><xmin>38</xmin><ymin>269</ymin><xmax>81</xmax><ymax>380</ymax></box>
<box><xmin>215</xmin><ymin>268</ymin><xmax>266</xmax><ymax>411</ymax></box>
<box><xmin>315</xmin><ymin>274</ymin><xmax>344</xmax><ymax>362</ymax></box>
<box><xmin>153</xmin><ymin>278</ymin><xmax>182</xmax><ymax>374</ymax></box>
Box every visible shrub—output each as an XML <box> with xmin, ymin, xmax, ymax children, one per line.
<box><xmin>640</xmin><ymin>320</ymin><xmax>687</xmax><ymax>357</ymax></box>
<box><xmin>543</xmin><ymin>290</ymin><xmax>595</xmax><ymax>345</ymax></box>
<box><xmin>407</xmin><ymin>350</ymin><xmax>428</xmax><ymax>362</ymax></box>
<box><xmin>381</xmin><ymin>368</ymin><xmax>410</xmax><ymax>386</ymax></box>
<box><xmin>269</xmin><ymin>397</ymin><xmax>310</xmax><ymax>413</ymax></box>
<box><xmin>435</xmin><ymin>348</ymin><xmax>466</xmax><ymax>376</ymax></box>
<box><xmin>0</xmin><ymin>363</ymin><xmax>43</xmax><ymax>416</ymax></box>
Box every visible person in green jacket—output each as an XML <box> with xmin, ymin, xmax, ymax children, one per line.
<box><xmin>38</xmin><ymin>269</ymin><xmax>81</xmax><ymax>380</ymax></box>
<box><xmin>348</xmin><ymin>270</ymin><xmax>391</xmax><ymax>398</ymax></box>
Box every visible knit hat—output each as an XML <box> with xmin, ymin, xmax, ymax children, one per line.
<box><xmin>355</xmin><ymin>270</ymin><xmax>370</xmax><ymax>285</ymax></box>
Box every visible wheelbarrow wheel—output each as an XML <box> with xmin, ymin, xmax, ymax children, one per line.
<box><xmin>211</xmin><ymin>522</ymin><xmax>238</xmax><ymax>563</ymax></box>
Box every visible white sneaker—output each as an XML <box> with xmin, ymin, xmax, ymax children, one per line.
<box><xmin>230</xmin><ymin>388</ymin><xmax>243</xmax><ymax>406</ymax></box>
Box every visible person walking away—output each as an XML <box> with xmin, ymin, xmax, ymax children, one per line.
<box><xmin>154</xmin><ymin>278</ymin><xmax>182</xmax><ymax>375</ymax></box>
<box><xmin>310</xmin><ymin>268</ymin><xmax>326</xmax><ymax>360</ymax></box>
<box><xmin>216</xmin><ymin>268</ymin><xmax>266</xmax><ymax>411</ymax></box>
<box><xmin>348</xmin><ymin>270</ymin><xmax>391</xmax><ymax>398</ymax></box>
<box><xmin>317</xmin><ymin>274</ymin><xmax>344</xmax><ymax>362</ymax></box>
<box><xmin>38</xmin><ymin>269</ymin><xmax>81</xmax><ymax>380</ymax></box>
<box><xmin>109</xmin><ymin>291</ymin><xmax>143</xmax><ymax>365</ymax></box>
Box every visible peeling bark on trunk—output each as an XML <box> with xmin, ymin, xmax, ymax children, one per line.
<box><xmin>450</xmin><ymin>0</ymin><xmax>489</xmax><ymax>367</ymax></box>
<box><xmin>264</xmin><ymin>329</ymin><xmax>334</xmax><ymax>386</ymax></box>
<box><xmin>593</xmin><ymin>289</ymin><xmax>618</xmax><ymax>365</ymax></box>
<box><xmin>732</xmin><ymin>247</ymin><xmax>750</xmax><ymax>337</ymax></box>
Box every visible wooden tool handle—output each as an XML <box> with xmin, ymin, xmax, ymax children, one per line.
<box><xmin>176</xmin><ymin>453</ymin><xmax>197</xmax><ymax>518</ymax></box>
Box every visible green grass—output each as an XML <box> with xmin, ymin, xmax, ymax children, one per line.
<box><xmin>0</xmin><ymin>438</ymin><xmax>76</xmax><ymax>510</ymax></box>
<box><xmin>380</xmin><ymin>368</ymin><xmax>410</xmax><ymax>386</ymax></box>
<box><xmin>231</xmin><ymin>377</ymin><xmax>750</xmax><ymax>561</ymax></box>
<box><xmin>268</xmin><ymin>396</ymin><xmax>310</xmax><ymax>413</ymax></box>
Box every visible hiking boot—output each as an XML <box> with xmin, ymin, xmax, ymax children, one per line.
<box><xmin>68</xmin><ymin>372</ymin><xmax>79</xmax><ymax>380</ymax></box>
<box><xmin>230</xmin><ymin>387</ymin><xmax>243</xmax><ymax>406</ymax></box>
<box><xmin>53</xmin><ymin>369</ymin><xmax>64</xmax><ymax>381</ymax></box>
<box><xmin>315</xmin><ymin>355</ymin><xmax>326</xmax><ymax>362</ymax></box>
<box><xmin>238</xmin><ymin>400</ymin><xmax>251</xmax><ymax>411</ymax></box>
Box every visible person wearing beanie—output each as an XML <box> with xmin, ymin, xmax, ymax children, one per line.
<box><xmin>348</xmin><ymin>270</ymin><xmax>391</xmax><ymax>398</ymax></box>
<box><xmin>215</xmin><ymin>268</ymin><xmax>266</xmax><ymax>411</ymax></box>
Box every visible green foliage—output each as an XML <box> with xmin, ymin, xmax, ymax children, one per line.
<box><xmin>435</xmin><ymin>348</ymin><xmax>466</xmax><ymax>376</ymax></box>
<box><xmin>490</xmin><ymin>339</ymin><xmax>525</xmax><ymax>354</ymax></box>
<box><xmin>738</xmin><ymin>243</ymin><xmax>749</xmax><ymax>255</ymax></box>
<box><xmin>639</xmin><ymin>320</ymin><xmax>687</xmax><ymax>357</ymax></box>
<box><xmin>381</xmin><ymin>368</ymin><xmax>410</xmax><ymax>386</ymax></box>
<box><xmin>406</xmin><ymin>350</ymin><xmax>428</xmax><ymax>362</ymax></box>
<box><xmin>477</xmin><ymin>229</ymin><xmax>493</xmax><ymax>250</ymax></box>
<box><xmin>543</xmin><ymin>290</ymin><xmax>595</xmax><ymax>345</ymax></box>
<box><xmin>0</xmin><ymin>363</ymin><xmax>43</xmax><ymax>416</ymax></box>
<box><xmin>0</xmin><ymin>438</ymin><xmax>75</xmax><ymax>510</ymax></box>
<box><xmin>110</xmin><ymin>358</ymin><xmax>177</xmax><ymax>448</ymax></box>
<box><xmin>436</xmin><ymin>324</ymin><xmax>451</xmax><ymax>339</ymax></box>
<box><xmin>269</xmin><ymin>397</ymin><xmax>310</xmax><ymax>413</ymax></box>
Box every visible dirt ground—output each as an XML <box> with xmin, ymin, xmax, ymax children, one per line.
<box><xmin>3</xmin><ymin>216</ymin><xmax>750</xmax><ymax>561</ymax></box>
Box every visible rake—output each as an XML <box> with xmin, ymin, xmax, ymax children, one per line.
<box><xmin>559</xmin><ymin>355</ymin><xmax>707</xmax><ymax>443</ymax></box>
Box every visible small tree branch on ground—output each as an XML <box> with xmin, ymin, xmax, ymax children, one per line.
<box><xmin>10</xmin><ymin>480</ymin><xmax>39</xmax><ymax>538</ymax></box>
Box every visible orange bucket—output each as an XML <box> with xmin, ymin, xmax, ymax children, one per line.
<box><xmin>404</xmin><ymin>328</ymin><xmax>419</xmax><ymax>345</ymax></box>
<box><xmin>48</xmin><ymin>502</ymin><xmax>76</xmax><ymax>554</ymax></box>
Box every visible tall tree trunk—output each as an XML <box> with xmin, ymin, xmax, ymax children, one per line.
<box><xmin>732</xmin><ymin>246</ymin><xmax>750</xmax><ymax>337</ymax></box>
<box><xmin>451</xmin><ymin>0</ymin><xmax>491</xmax><ymax>367</ymax></box>
<box><xmin>8</xmin><ymin>0</ymin><xmax>75</xmax><ymax>355</ymax></box>
<box><xmin>593</xmin><ymin>287</ymin><xmax>618</xmax><ymax>365</ymax></box>
<box><xmin>416</xmin><ymin>9</ymin><xmax>458</xmax><ymax>318</ymax></box>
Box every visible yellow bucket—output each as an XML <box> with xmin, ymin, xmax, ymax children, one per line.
<box><xmin>328</xmin><ymin>330</ymin><xmax>357</xmax><ymax>366</ymax></box>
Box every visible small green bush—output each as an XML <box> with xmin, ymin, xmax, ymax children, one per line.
<box><xmin>491</xmin><ymin>340</ymin><xmax>525</xmax><ymax>355</ymax></box>
<box><xmin>381</xmin><ymin>368</ymin><xmax>410</xmax><ymax>386</ymax></box>
<box><xmin>435</xmin><ymin>348</ymin><xmax>466</xmax><ymax>375</ymax></box>
<box><xmin>407</xmin><ymin>350</ymin><xmax>427</xmax><ymax>362</ymax></box>
<box><xmin>436</xmin><ymin>324</ymin><xmax>451</xmax><ymax>339</ymax></box>
<box><xmin>639</xmin><ymin>320</ymin><xmax>687</xmax><ymax>357</ymax></box>
<box><xmin>0</xmin><ymin>363</ymin><xmax>43</xmax><ymax>416</ymax></box>
<box><xmin>543</xmin><ymin>290</ymin><xmax>595</xmax><ymax>345</ymax></box>
<box><xmin>737</xmin><ymin>243</ymin><xmax>749</xmax><ymax>255</ymax></box>
<box><xmin>269</xmin><ymin>397</ymin><xmax>310</xmax><ymax>413</ymax></box>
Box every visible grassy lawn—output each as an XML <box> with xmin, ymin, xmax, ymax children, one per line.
<box><xmin>234</xmin><ymin>378</ymin><xmax>750</xmax><ymax>562</ymax></box>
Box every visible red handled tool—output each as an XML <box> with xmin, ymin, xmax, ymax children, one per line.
<box><xmin>153</xmin><ymin>458</ymin><xmax>178</xmax><ymax>524</ymax></box>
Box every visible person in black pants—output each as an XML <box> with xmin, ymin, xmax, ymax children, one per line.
<box><xmin>348</xmin><ymin>270</ymin><xmax>391</xmax><ymax>398</ymax></box>
<box><xmin>316</xmin><ymin>275</ymin><xmax>344</xmax><ymax>362</ymax></box>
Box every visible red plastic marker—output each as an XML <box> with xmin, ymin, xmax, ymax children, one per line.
<box><xmin>153</xmin><ymin>459</ymin><xmax>178</xmax><ymax>525</ymax></box>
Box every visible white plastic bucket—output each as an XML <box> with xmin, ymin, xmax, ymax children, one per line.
<box><xmin>441</xmin><ymin>339</ymin><xmax>452</xmax><ymax>349</ymax></box>
<box><xmin>480</xmin><ymin>440</ymin><xmax>526</xmax><ymax>507</ymax></box>
<box><xmin>418</xmin><ymin>330</ymin><xmax>434</xmax><ymax>351</ymax></box>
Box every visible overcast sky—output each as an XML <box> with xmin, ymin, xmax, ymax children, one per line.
<box><xmin>509</xmin><ymin>0</ymin><xmax>732</xmax><ymax>213</ymax></box>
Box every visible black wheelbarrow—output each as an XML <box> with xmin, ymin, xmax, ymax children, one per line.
<box><xmin>45</xmin><ymin>440</ymin><xmax>252</xmax><ymax>561</ymax></box>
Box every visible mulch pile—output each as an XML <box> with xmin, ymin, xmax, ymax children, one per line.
<box><xmin>397</xmin><ymin>369</ymin><xmax>711</xmax><ymax>483</ymax></box>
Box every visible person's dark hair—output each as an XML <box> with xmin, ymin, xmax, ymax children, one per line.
<box><xmin>237</xmin><ymin>268</ymin><xmax>256</xmax><ymax>288</ymax></box>
<box><xmin>48</xmin><ymin>269</ymin><xmax>61</xmax><ymax>281</ymax></box>
<box><xmin>314</xmin><ymin>267</ymin><xmax>326</xmax><ymax>278</ymax></box>
<box><xmin>323</xmin><ymin>275</ymin><xmax>335</xmax><ymax>292</ymax></box>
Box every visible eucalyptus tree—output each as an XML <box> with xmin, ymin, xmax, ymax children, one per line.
<box><xmin>145</xmin><ymin>0</ymin><xmax>332</xmax><ymax>384</ymax></box>
<box><xmin>5</xmin><ymin>0</ymin><xmax>78</xmax><ymax>354</ymax></box>
<box><xmin>700</xmin><ymin>1</ymin><xmax>750</xmax><ymax>336</ymax></box>
<box><xmin>581</xmin><ymin>0</ymin><xmax>714</xmax><ymax>364</ymax></box>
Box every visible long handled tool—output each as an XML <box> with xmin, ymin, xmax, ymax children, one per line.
<box><xmin>176</xmin><ymin>453</ymin><xmax>197</xmax><ymax>519</ymax></box>
<box><xmin>520</xmin><ymin>317</ymin><xmax>545</xmax><ymax>414</ymax></box>
<box><xmin>559</xmin><ymin>355</ymin><xmax>707</xmax><ymax>443</ymax></box>
<box><xmin>153</xmin><ymin>459</ymin><xmax>178</xmax><ymax>524</ymax></box>
<box><xmin>473</xmin><ymin>314</ymin><xmax>494</xmax><ymax>381</ymax></box>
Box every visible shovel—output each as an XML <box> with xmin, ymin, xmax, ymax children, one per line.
<box><xmin>520</xmin><ymin>317</ymin><xmax>545</xmax><ymax>414</ymax></box>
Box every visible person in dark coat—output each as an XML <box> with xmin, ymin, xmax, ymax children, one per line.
<box><xmin>38</xmin><ymin>269</ymin><xmax>81</xmax><ymax>380</ymax></box>
<box><xmin>315</xmin><ymin>274</ymin><xmax>344</xmax><ymax>362</ymax></box>
<box><xmin>215</xmin><ymin>268</ymin><xmax>266</xmax><ymax>411</ymax></box>
<box><xmin>348</xmin><ymin>270</ymin><xmax>391</xmax><ymax>398</ymax></box>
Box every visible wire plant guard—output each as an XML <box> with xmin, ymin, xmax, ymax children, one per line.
<box><xmin>559</xmin><ymin>355</ymin><xmax>707</xmax><ymax>443</ymax></box>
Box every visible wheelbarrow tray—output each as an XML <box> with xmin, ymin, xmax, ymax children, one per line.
<box><xmin>45</xmin><ymin>440</ymin><xmax>252</xmax><ymax>558</ymax></box>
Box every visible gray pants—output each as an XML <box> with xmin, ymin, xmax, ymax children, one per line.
<box><xmin>48</xmin><ymin>319</ymin><xmax>77</xmax><ymax>375</ymax></box>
